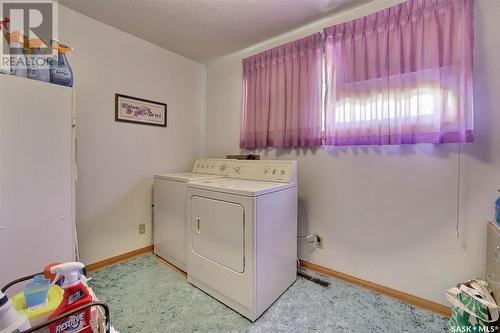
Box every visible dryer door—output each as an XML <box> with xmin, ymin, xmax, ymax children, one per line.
<box><xmin>191</xmin><ymin>196</ymin><xmax>245</xmax><ymax>273</ymax></box>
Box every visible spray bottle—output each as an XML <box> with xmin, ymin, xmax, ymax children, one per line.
<box><xmin>48</xmin><ymin>262</ymin><xmax>92</xmax><ymax>333</ymax></box>
<box><xmin>0</xmin><ymin>291</ymin><xmax>31</xmax><ymax>333</ymax></box>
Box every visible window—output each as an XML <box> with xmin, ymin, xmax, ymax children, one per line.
<box><xmin>323</xmin><ymin>0</ymin><xmax>474</xmax><ymax>145</ymax></box>
<box><xmin>241</xmin><ymin>0</ymin><xmax>474</xmax><ymax>147</ymax></box>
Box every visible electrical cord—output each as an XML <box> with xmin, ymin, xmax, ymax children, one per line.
<box><xmin>456</xmin><ymin>143</ymin><xmax>462</xmax><ymax>238</ymax></box>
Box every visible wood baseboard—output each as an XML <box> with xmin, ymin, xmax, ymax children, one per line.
<box><xmin>299</xmin><ymin>260</ymin><xmax>451</xmax><ymax>318</ymax></box>
<box><xmin>153</xmin><ymin>255</ymin><xmax>187</xmax><ymax>278</ymax></box>
<box><xmin>86</xmin><ymin>245</ymin><xmax>154</xmax><ymax>272</ymax></box>
<box><xmin>84</xmin><ymin>247</ymin><xmax>450</xmax><ymax>317</ymax></box>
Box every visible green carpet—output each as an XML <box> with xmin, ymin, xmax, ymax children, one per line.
<box><xmin>89</xmin><ymin>254</ymin><xmax>448</xmax><ymax>332</ymax></box>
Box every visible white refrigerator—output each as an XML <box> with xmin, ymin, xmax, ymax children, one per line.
<box><xmin>0</xmin><ymin>74</ymin><xmax>77</xmax><ymax>288</ymax></box>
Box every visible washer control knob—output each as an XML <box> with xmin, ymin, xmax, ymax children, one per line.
<box><xmin>264</xmin><ymin>167</ymin><xmax>270</xmax><ymax>174</ymax></box>
<box><xmin>235</xmin><ymin>166</ymin><xmax>241</xmax><ymax>174</ymax></box>
<box><xmin>220</xmin><ymin>164</ymin><xmax>227</xmax><ymax>171</ymax></box>
<box><xmin>272</xmin><ymin>169</ymin><xmax>277</xmax><ymax>175</ymax></box>
<box><xmin>280</xmin><ymin>170</ymin><xmax>285</xmax><ymax>175</ymax></box>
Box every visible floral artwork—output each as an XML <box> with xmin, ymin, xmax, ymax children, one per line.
<box><xmin>115</xmin><ymin>94</ymin><xmax>167</xmax><ymax>127</ymax></box>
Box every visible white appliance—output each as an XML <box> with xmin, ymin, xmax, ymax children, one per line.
<box><xmin>186</xmin><ymin>160</ymin><xmax>297</xmax><ymax>321</ymax></box>
<box><xmin>0</xmin><ymin>75</ymin><xmax>76</xmax><ymax>288</ymax></box>
<box><xmin>153</xmin><ymin>158</ymin><xmax>232</xmax><ymax>271</ymax></box>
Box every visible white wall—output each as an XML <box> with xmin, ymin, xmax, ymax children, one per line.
<box><xmin>58</xmin><ymin>6</ymin><xmax>206</xmax><ymax>264</ymax></box>
<box><xmin>205</xmin><ymin>0</ymin><xmax>500</xmax><ymax>305</ymax></box>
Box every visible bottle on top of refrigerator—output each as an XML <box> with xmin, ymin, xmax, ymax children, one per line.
<box><xmin>0</xmin><ymin>291</ymin><xmax>31</xmax><ymax>333</ymax></box>
<box><xmin>28</xmin><ymin>38</ymin><xmax>50</xmax><ymax>82</ymax></box>
<box><xmin>9</xmin><ymin>30</ymin><xmax>28</xmax><ymax>77</ymax></box>
<box><xmin>50</xmin><ymin>41</ymin><xmax>73</xmax><ymax>87</ymax></box>
<box><xmin>0</xmin><ymin>18</ymin><xmax>9</xmax><ymax>74</ymax></box>
<box><xmin>48</xmin><ymin>262</ymin><xmax>92</xmax><ymax>333</ymax></box>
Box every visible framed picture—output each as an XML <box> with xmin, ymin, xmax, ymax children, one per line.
<box><xmin>115</xmin><ymin>94</ymin><xmax>167</xmax><ymax>127</ymax></box>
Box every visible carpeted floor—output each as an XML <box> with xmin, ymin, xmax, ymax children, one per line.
<box><xmin>89</xmin><ymin>254</ymin><xmax>448</xmax><ymax>332</ymax></box>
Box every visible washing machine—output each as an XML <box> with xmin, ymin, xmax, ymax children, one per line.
<box><xmin>153</xmin><ymin>158</ymin><xmax>232</xmax><ymax>271</ymax></box>
<box><xmin>186</xmin><ymin>160</ymin><xmax>297</xmax><ymax>321</ymax></box>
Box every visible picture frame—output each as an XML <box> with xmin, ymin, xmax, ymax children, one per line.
<box><xmin>115</xmin><ymin>94</ymin><xmax>167</xmax><ymax>127</ymax></box>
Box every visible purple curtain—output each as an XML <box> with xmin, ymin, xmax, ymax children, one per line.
<box><xmin>324</xmin><ymin>0</ymin><xmax>474</xmax><ymax>145</ymax></box>
<box><xmin>240</xmin><ymin>33</ymin><xmax>323</xmax><ymax>148</ymax></box>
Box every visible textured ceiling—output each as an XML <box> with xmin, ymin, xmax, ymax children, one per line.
<box><xmin>59</xmin><ymin>0</ymin><xmax>363</xmax><ymax>64</ymax></box>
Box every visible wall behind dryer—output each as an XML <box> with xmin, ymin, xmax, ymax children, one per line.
<box><xmin>205</xmin><ymin>0</ymin><xmax>500</xmax><ymax>305</ymax></box>
<box><xmin>59</xmin><ymin>5</ymin><xmax>206</xmax><ymax>264</ymax></box>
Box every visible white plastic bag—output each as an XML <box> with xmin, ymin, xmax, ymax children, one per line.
<box><xmin>447</xmin><ymin>279</ymin><xmax>500</xmax><ymax>332</ymax></box>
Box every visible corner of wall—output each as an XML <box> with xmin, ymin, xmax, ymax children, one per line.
<box><xmin>201</xmin><ymin>64</ymin><xmax>208</xmax><ymax>157</ymax></box>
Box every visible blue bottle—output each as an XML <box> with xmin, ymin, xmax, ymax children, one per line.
<box><xmin>28</xmin><ymin>39</ymin><xmax>50</xmax><ymax>82</ymax></box>
<box><xmin>50</xmin><ymin>42</ymin><xmax>73</xmax><ymax>87</ymax></box>
<box><xmin>23</xmin><ymin>274</ymin><xmax>50</xmax><ymax>309</ymax></box>
<box><xmin>496</xmin><ymin>190</ymin><xmax>500</xmax><ymax>226</ymax></box>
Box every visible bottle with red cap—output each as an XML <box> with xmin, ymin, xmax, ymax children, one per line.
<box><xmin>48</xmin><ymin>262</ymin><xmax>92</xmax><ymax>333</ymax></box>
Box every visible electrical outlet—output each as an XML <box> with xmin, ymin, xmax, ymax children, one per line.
<box><xmin>316</xmin><ymin>237</ymin><xmax>324</xmax><ymax>249</ymax></box>
<box><xmin>139</xmin><ymin>224</ymin><xmax>146</xmax><ymax>234</ymax></box>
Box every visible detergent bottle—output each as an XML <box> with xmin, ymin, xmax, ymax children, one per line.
<box><xmin>28</xmin><ymin>38</ymin><xmax>50</xmax><ymax>82</ymax></box>
<box><xmin>50</xmin><ymin>41</ymin><xmax>73</xmax><ymax>87</ymax></box>
<box><xmin>48</xmin><ymin>262</ymin><xmax>92</xmax><ymax>333</ymax></box>
<box><xmin>0</xmin><ymin>291</ymin><xmax>31</xmax><ymax>333</ymax></box>
<box><xmin>9</xmin><ymin>30</ymin><xmax>28</xmax><ymax>77</ymax></box>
